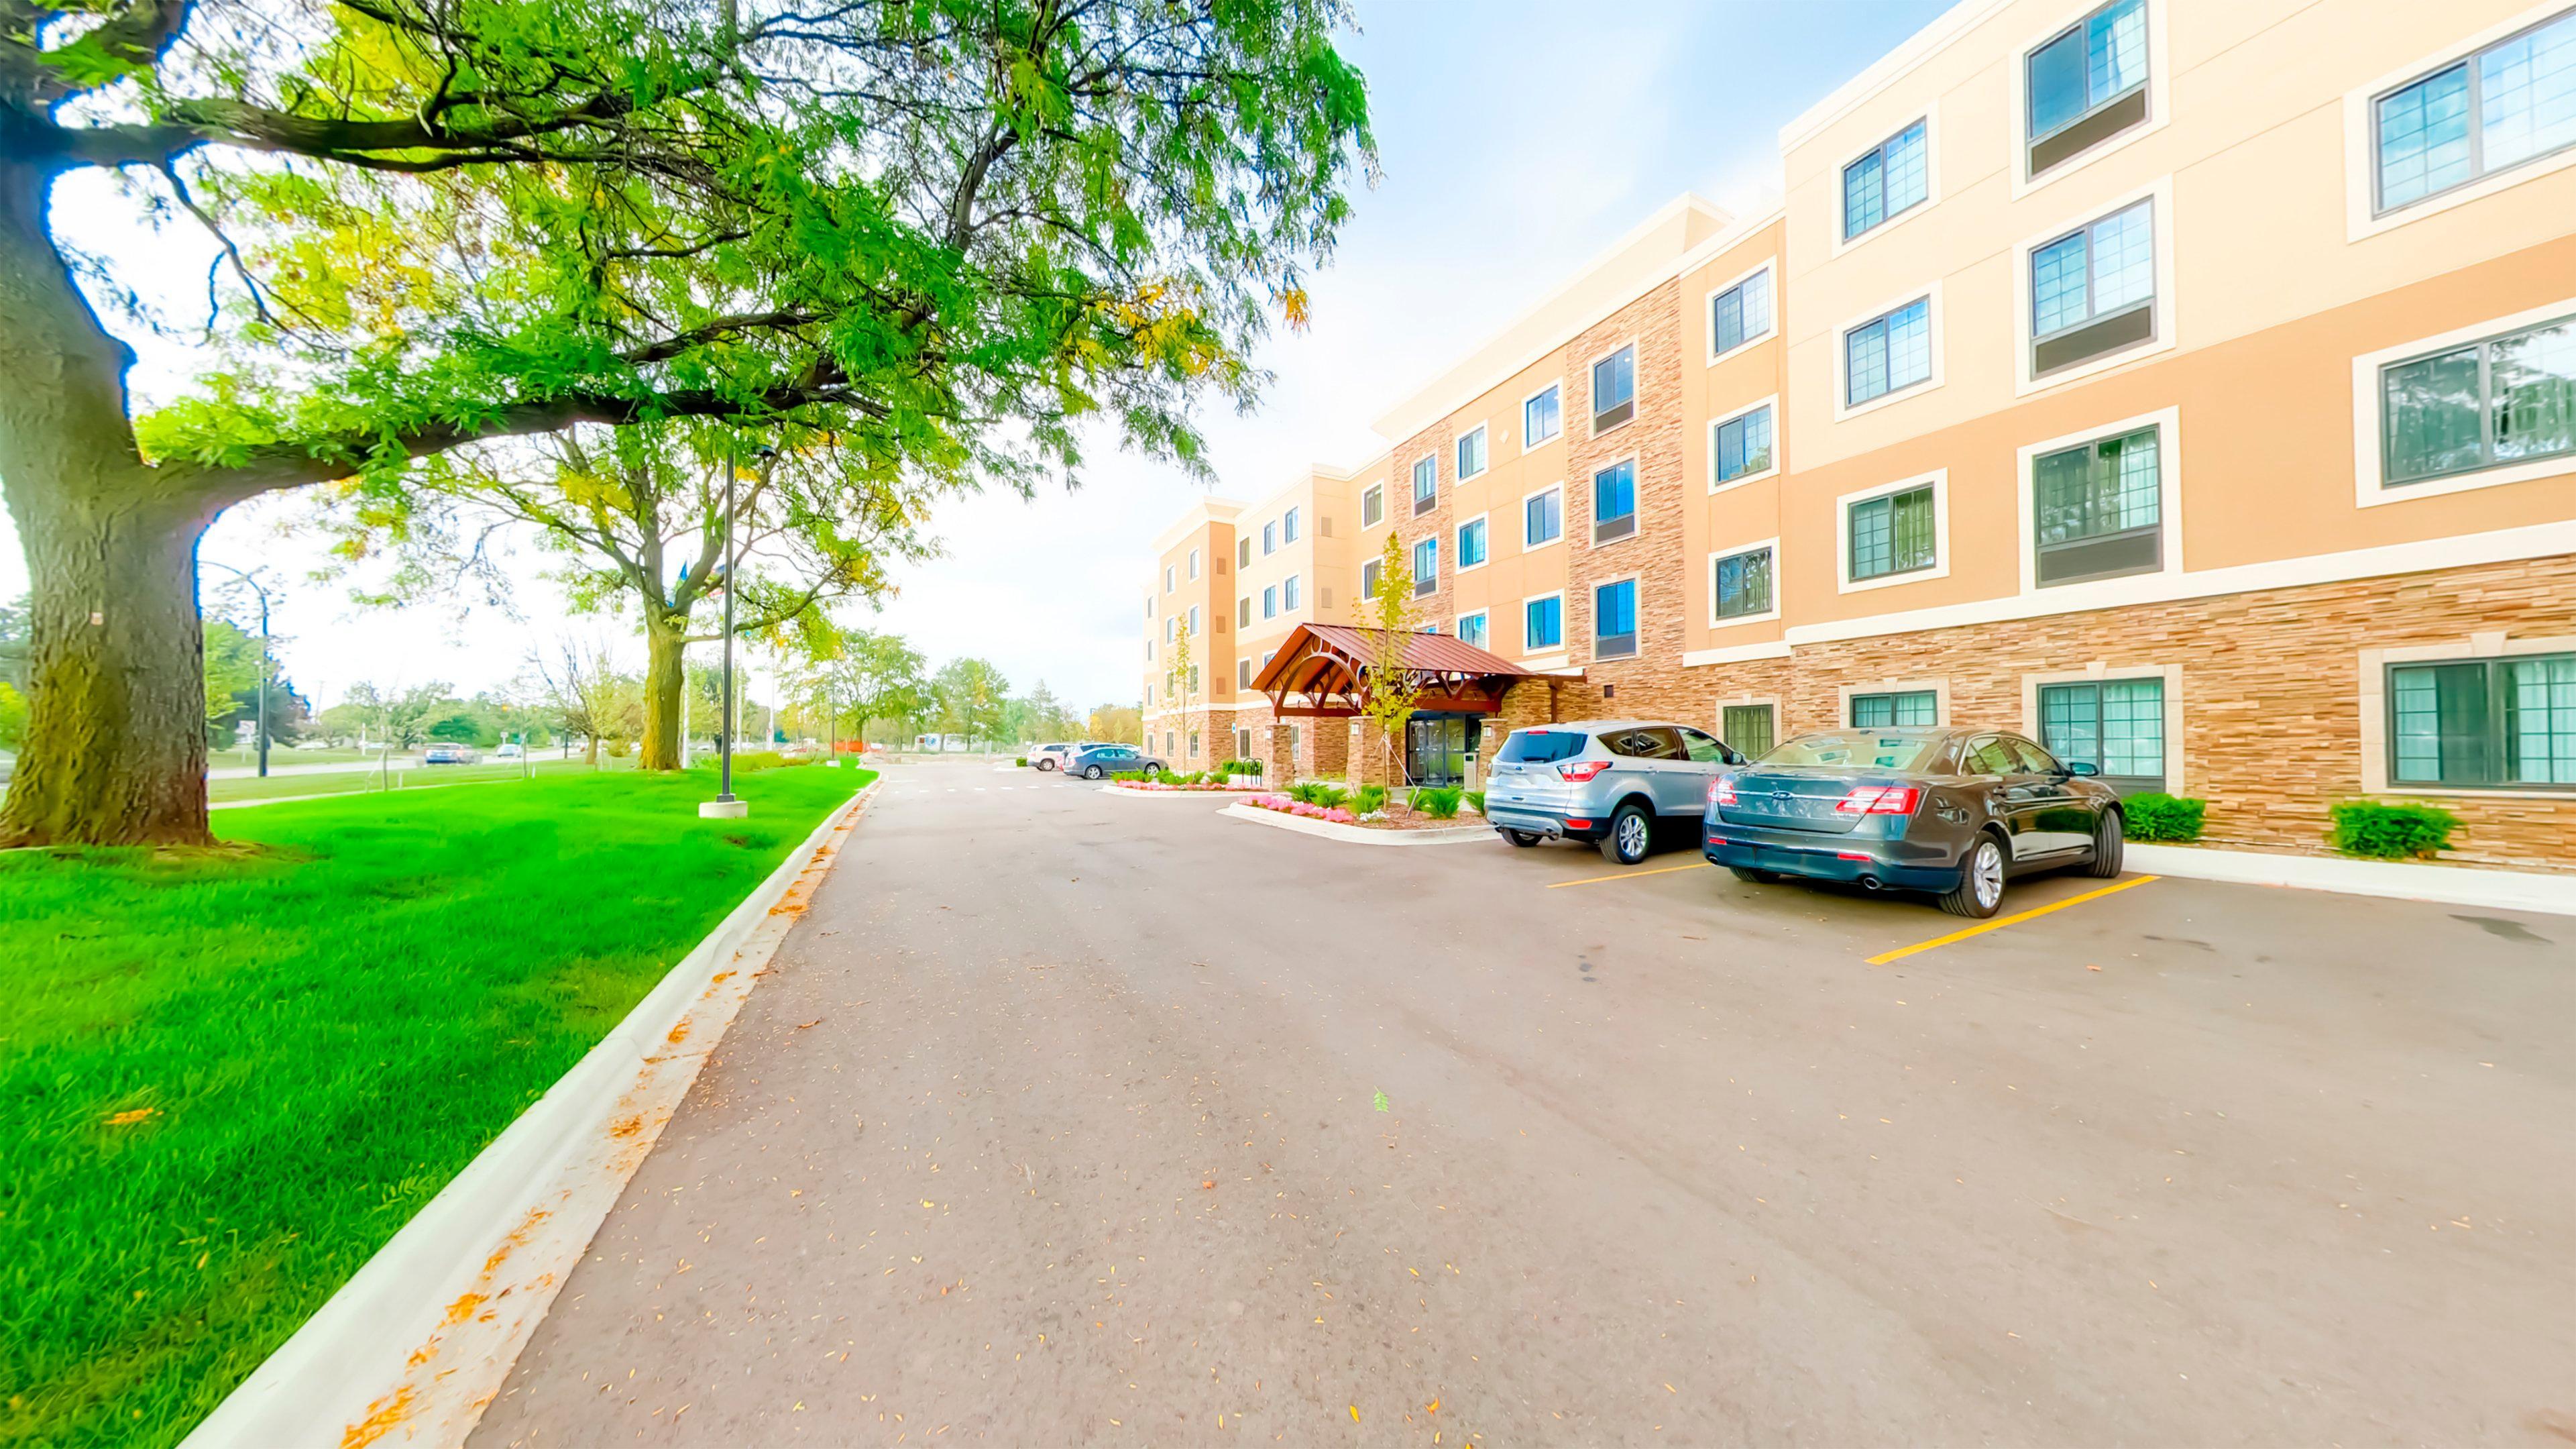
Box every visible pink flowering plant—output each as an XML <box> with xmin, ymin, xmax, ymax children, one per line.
<box><xmin>1247</xmin><ymin>794</ymin><xmax>1359</xmax><ymax>824</ymax></box>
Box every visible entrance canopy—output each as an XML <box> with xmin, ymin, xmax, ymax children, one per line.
<box><xmin>1249</xmin><ymin>623</ymin><xmax>1545</xmax><ymax>718</ymax></box>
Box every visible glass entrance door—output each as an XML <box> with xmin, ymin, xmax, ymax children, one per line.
<box><xmin>1405</xmin><ymin>714</ymin><xmax>1476</xmax><ymax>786</ymax></box>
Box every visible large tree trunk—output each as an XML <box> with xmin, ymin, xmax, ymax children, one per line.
<box><xmin>0</xmin><ymin>155</ymin><xmax>218</xmax><ymax>847</ymax></box>
<box><xmin>638</xmin><ymin>619</ymin><xmax>686</xmax><ymax>771</ymax></box>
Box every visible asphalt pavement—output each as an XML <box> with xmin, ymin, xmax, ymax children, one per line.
<box><xmin>469</xmin><ymin>757</ymin><xmax>2574</xmax><ymax>1447</ymax></box>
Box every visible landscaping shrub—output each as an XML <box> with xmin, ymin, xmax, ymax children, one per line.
<box><xmin>2120</xmin><ymin>793</ymin><xmax>2206</xmax><ymax>843</ymax></box>
<box><xmin>1112</xmin><ymin>769</ymin><xmax>1147</xmax><ymax>782</ymax></box>
<box><xmin>1014</xmin><ymin>755</ymin><xmax>1027</xmax><ymax>767</ymax></box>
<box><xmin>606</xmin><ymin>738</ymin><xmax>632</xmax><ymax>757</ymax></box>
<box><xmin>1410</xmin><ymin>786</ymin><xmax>1464</xmax><ymax>819</ymax></box>
<box><xmin>1353</xmin><ymin>784</ymin><xmax>1389</xmax><ymax>814</ymax></box>
<box><xmin>1223</xmin><ymin>758</ymin><xmax>1264</xmax><ymax>776</ymax></box>
<box><xmin>2328</xmin><ymin>800</ymin><xmax>2460</xmax><ymax>860</ymax></box>
<box><xmin>1314</xmin><ymin>784</ymin><xmax>1351</xmax><ymax>809</ymax></box>
<box><xmin>1286</xmin><ymin>782</ymin><xmax>1326</xmax><ymax>806</ymax></box>
<box><xmin>1463</xmin><ymin>790</ymin><xmax>1486</xmax><ymax>816</ymax></box>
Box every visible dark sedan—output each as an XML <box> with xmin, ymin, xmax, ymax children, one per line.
<box><xmin>1063</xmin><ymin>743</ymin><xmax>1166</xmax><ymax>780</ymax></box>
<box><xmin>1702</xmin><ymin>727</ymin><xmax>2125</xmax><ymax>918</ymax></box>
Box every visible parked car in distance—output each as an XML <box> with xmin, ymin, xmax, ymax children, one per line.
<box><xmin>1029</xmin><ymin>742</ymin><xmax>1082</xmax><ymax>771</ymax></box>
<box><xmin>1063</xmin><ymin>743</ymin><xmax>1164</xmax><ymax>780</ymax></box>
<box><xmin>494</xmin><ymin>743</ymin><xmax>524</xmax><ymax>759</ymax></box>
<box><xmin>1703</xmin><ymin>727</ymin><xmax>2124</xmax><ymax>919</ymax></box>
<box><xmin>1485</xmin><ymin>720</ymin><xmax>1751</xmax><ymax>865</ymax></box>
<box><xmin>422</xmin><ymin>744</ymin><xmax>477</xmax><ymax>765</ymax></box>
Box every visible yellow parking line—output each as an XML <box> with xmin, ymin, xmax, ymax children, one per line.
<box><xmin>1865</xmin><ymin>875</ymin><xmax>2159</xmax><ymax>965</ymax></box>
<box><xmin>1546</xmin><ymin>860</ymin><xmax>1712</xmax><ymax>890</ymax></box>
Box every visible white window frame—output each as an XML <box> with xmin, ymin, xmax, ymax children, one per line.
<box><xmin>1188</xmin><ymin>548</ymin><xmax>1200</xmax><ymax>580</ymax></box>
<box><xmin>1520</xmin><ymin>588</ymin><xmax>1567</xmax><ymax>657</ymax></box>
<box><xmin>1262</xmin><ymin>584</ymin><xmax>1278</xmax><ymax>619</ymax></box>
<box><xmin>1455</xmin><ymin>423</ymin><xmax>1489</xmax><ymax>481</ymax></box>
<box><xmin>1454</xmin><ymin>511</ymin><xmax>1490</xmax><ymax>574</ymax></box>
<box><xmin>2015</xmin><ymin>405</ymin><xmax>2185</xmax><ymax>597</ymax></box>
<box><xmin>2350</xmin><ymin>293</ymin><xmax>2576</xmax><ymax>506</ymax></box>
<box><xmin>1411</xmin><ymin>535</ymin><xmax>1439</xmax><ymax>594</ymax></box>
<box><xmin>1520</xmin><ymin>381</ymin><xmax>1565</xmax><ymax>453</ymax></box>
<box><xmin>1589</xmin><ymin>572</ymin><xmax>1644</xmax><ymax>661</ymax></box>
<box><xmin>1522</xmin><ymin>481</ymin><xmax>1565</xmax><ymax>551</ymax></box>
<box><xmin>1836</xmin><ymin>469</ymin><xmax>1951</xmax><ymax>595</ymax></box>
<box><xmin>1454</xmin><ymin>609</ymin><xmax>1490</xmax><ymax>651</ymax></box>
<box><xmin>1830</xmin><ymin>101</ymin><xmax>1942</xmax><ymax>259</ymax></box>
<box><xmin>2011</xmin><ymin>176</ymin><xmax>2177</xmax><ymax>395</ymax></box>
<box><xmin>2344</xmin><ymin>2</ymin><xmax>2576</xmax><ymax>241</ymax></box>
<box><xmin>1713</xmin><ymin>696</ymin><xmax>1787</xmax><ymax>754</ymax></box>
<box><xmin>1708</xmin><ymin>537</ymin><xmax>1783</xmax><ymax>629</ymax></box>
<box><xmin>1834</xmin><ymin>280</ymin><xmax>1946</xmax><ymax>422</ymax></box>
<box><xmin>1361</xmin><ymin>483</ymin><xmax>1385</xmax><ymax>528</ymax></box>
<box><xmin>1284</xmin><ymin>506</ymin><xmax>1300</xmax><ymax>543</ymax></box>
<box><xmin>1410</xmin><ymin>454</ymin><xmax>1439</xmax><ymax>514</ymax></box>
<box><xmin>1163</xmin><ymin>565</ymin><xmax>1175</xmax><ymax>594</ymax></box>
<box><xmin>1262</xmin><ymin>521</ymin><xmax>1277</xmax><ymax>555</ymax></box>
<box><xmin>1836</xmin><ymin>677</ymin><xmax>1951</xmax><ymax>727</ymax></box>
<box><xmin>1186</xmin><ymin>604</ymin><xmax>1200</xmax><ymax>634</ymax></box>
<box><xmin>1704</xmin><ymin>258</ymin><xmax>1779</xmax><ymax>364</ymax></box>
<box><xmin>1707</xmin><ymin>394</ymin><xmax>1783</xmax><ymax>494</ymax></box>
<box><xmin>2008</xmin><ymin>0</ymin><xmax>2172</xmax><ymax>198</ymax></box>
<box><xmin>2357</xmin><ymin>632</ymin><xmax>2576</xmax><ymax>798</ymax></box>
<box><xmin>1583</xmin><ymin>336</ymin><xmax>1642</xmax><ymax>437</ymax></box>
<box><xmin>2017</xmin><ymin>661</ymin><xmax>2187</xmax><ymax>794</ymax></box>
<box><xmin>1588</xmin><ymin>453</ymin><xmax>1643</xmax><ymax>549</ymax></box>
<box><xmin>1283</xmin><ymin>574</ymin><xmax>1301</xmax><ymax>611</ymax></box>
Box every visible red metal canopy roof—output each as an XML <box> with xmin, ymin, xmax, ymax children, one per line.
<box><xmin>1248</xmin><ymin>623</ymin><xmax>1546</xmax><ymax>718</ymax></box>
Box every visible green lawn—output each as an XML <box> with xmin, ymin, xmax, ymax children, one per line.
<box><xmin>207</xmin><ymin>753</ymin><xmax>622</xmax><ymax>804</ymax></box>
<box><xmin>0</xmin><ymin>763</ymin><xmax>872</xmax><ymax>1449</ymax></box>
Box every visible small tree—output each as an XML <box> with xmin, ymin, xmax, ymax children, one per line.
<box><xmin>1164</xmin><ymin>623</ymin><xmax>1201</xmax><ymax>738</ymax></box>
<box><xmin>932</xmin><ymin>658</ymin><xmax>1013</xmax><ymax>750</ymax></box>
<box><xmin>528</xmin><ymin>639</ymin><xmax>628</xmax><ymax>765</ymax></box>
<box><xmin>1357</xmin><ymin>531</ymin><xmax>1426</xmax><ymax>788</ymax></box>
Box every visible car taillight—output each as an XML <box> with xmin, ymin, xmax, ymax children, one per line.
<box><xmin>1707</xmin><ymin>776</ymin><xmax>1737</xmax><ymax>806</ymax></box>
<box><xmin>1834</xmin><ymin>785</ymin><xmax>1921</xmax><ymax>816</ymax></box>
<box><xmin>1557</xmin><ymin>759</ymin><xmax>1610</xmax><ymax>782</ymax></box>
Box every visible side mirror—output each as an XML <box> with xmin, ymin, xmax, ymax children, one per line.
<box><xmin>2066</xmin><ymin>761</ymin><xmax>2100</xmax><ymax>777</ymax></box>
<box><xmin>1724</xmin><ymin>748</ymin><xmax>1748</xmax><ymax>766</ymax></box>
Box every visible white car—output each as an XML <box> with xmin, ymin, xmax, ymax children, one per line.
<box><xmin>1028</xmin><ymin>742</ymin><xmax>1082</xmax><ymax>772</ymax></box>
<box><xmin>494</xmin><ymin>743</ymin><xmax>524</xmax><ymax>759</ymax></box>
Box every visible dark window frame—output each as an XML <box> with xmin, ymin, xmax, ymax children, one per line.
<box><xmin>2370</xmin><ymin>9</ymin><xmax>2576</xmax><ymax>217</ymax></box>
<box><xmin>1712</xmin><ymin>544</ymin><xmax>1775</xmax><ymax>621</ymax></box>
<box><xmin>2023</xmin><ymin>0</ymin><xmax>2151</xmax><ymax>178</ymax></box>
<box><xmin>2379</xmin><ymin>311</ymin><xmax>2576</xmax><ymax>486</ymax></box>
<box><xmin>2384</xmin><ymin>651</ymin><xmax>2576</xmax><ymax>791</ymax></box>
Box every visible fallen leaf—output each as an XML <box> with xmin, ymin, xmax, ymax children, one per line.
<box><xmin>105</xmin><ymin>1108</ymin><xmax>158</xmax><ymax>1127</ymax></box>
<box><xmin>1349</xmin><ymin>1406</ymin><xmax>1361</xmax><ymax>1423</ymax></box>
<box><xmin>1202</xmin><ymin>1181</ymin><xmax>1217</xmax><ymax>1189</ymax></box>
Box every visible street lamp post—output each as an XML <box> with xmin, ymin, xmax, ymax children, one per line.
<box><xmin>204</xmin><ymin>560</ymin><xmax>273</xmax><ymax>778</ymax></box>
<box><xmin>700</xmin><ymin>438</ymin><xmax>771</xmax><ymax>820</ymax></box>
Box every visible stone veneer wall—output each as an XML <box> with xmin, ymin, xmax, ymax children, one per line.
<box><xmin>1524</xmin><ymin>555</ymin><xmax>2576</xmax><ymax>868</ymax></box>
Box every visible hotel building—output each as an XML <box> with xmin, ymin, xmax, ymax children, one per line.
<box><xmin>1142</xmin><ymin>0</ymin><xmax>2576</xmax><ymax>868</ymax></box>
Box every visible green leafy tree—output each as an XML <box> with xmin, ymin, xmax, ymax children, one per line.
<box><xmin>818</xmin><ymin>631</ymin><xmax>926</xmax><ymax>748</ymax></box>
<box><xmin>1088</xmin><ymin>703</ymin><xmax>1143</xmax><ymax>746</ymax></box>
<box><xmin>1357</xmin><ymin>530</ymin><xmax>1425</xmax><ymax>786</ymax></box>
<box><xmin>527</xmin><ymin>638</ymin><xmax>633</xmax><ymax>763</ymax></box>
<box><xmin>0</xmin><ymin>683</ymin><xmax>26</xmax><ymax>751</ymax></box>
<box><xmin>1164</xmin><ymin>621</ymin><xmax>1200</xmax><ymax>724</ymax></box>
<box><xmin>199</xmin><ymin>619</ymin><xmax>264</xmax><ymax>740</ymax></box>
<box><xmin>0</xmin><ymin>0</ymin><xmax>1374</xmax><ymax>845</ymax></box>
<box><xmin>343</xmin><ymin>681</ymin><xmax>451</xmax><ymax>753</ymax></box>
<box><xmin>932</xmin><ymin>657</ymin><xmax>1011</xmax><ymax>748</ymax></box>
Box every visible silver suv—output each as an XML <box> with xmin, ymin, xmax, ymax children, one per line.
<box><xmin>1486</xmin><ymin>719</ymin><xmax>1748</xmax><ymax>865</ymax></box>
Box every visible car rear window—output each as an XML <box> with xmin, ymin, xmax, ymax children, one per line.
<box><xmin>1763</xmin><ymin>731</ymin><xmax>1945</xmax><ymax>771</ymax></box>
<box><xmin>1500</xmin><ymin>729</ymin><xmax>1587</xmax><ymax>764</ymax></box>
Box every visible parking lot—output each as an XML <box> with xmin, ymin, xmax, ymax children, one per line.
<box><xmin>475</xmin><ymin>757</ymin><xmax>2575</xmax><ymax>1447</ymax></box>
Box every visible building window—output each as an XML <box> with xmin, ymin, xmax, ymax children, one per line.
<box><xmin>1239</xmin><ymin>596</ymin><xmax>1251</xmax><ymax>627</ymax></box>
<box><xmin>1525</xmin><ymin>594</ymin><xmax>1563</xmax><ymax>651</ymax></box>
<box><xmin>2390</xmin><ymin>653</ymin><xmax>2576</xmax><ymax>787</ymax></box>
<box><xmin>1846</xmin><ymin>297</ymin><xmax>1934</xmax><ymax>406</ymax></box>
<box><xmin>1525</xmin><ymin>485</ymin><xmax>1563</xmax><ymax>547</ymax></box>
<box><xmin>1238</xmin><ymin>538</ymin><xmax>1250</xmax><ymax>569</ymax></box>
<box><xmin>1412</xmin><ymin>537</ymin><xmax>1438</xmax><ymax>595</ymax></box>
<box><xmin>1186</xmin><ymin>605</ymin><xmax>1200</xmax><ymax>634</ymax></box>
<box><xmin>1591</xmin><ymin>345</ymin><xmax>1636</xmax><ymax>433</ymax></box>
<box><xmin>1411</xmin><ymin>455</ymin><xmax>1437</xmax><ymax>515</ymax></box>
<box><xmin>1592</xmin><ymin>459</ymin><xmax>1637</xmax><ymax>543</ymax></box>
<box><xmin>1262</xmin><ymin>584</ymin><xmax>1277</xmax><ymax>619</ymax></box>
<box><xmin>1455</xmin><ymin>425</ymin><xmax>1488</xmax><ymax>480</ymax></box>
<box><xmin>1457</xmin><ymin>612</ymin><xmax>1488</xmax><ymax>649</ymax></box>
<box><xmin>1711</xmin><ymin>268</ymin><xmax>1773</xmax><ymax>357</ymax></box>
<box><xmin>2040</xmin><ymin>678</ymin><xmax>2167</xmax><ymax>792</ymax></box>
<box><xmin>1284</xmin><ymin>507</ymin><xmax>1300</xmax><ymax>543</ymax></box>
<box><xmin>1721</xmin><ymin>704</ymin><xmax>1776</xmax><ymax>759</ymax></box>
<box><xmin>1165</xmin><ymin>616</ymin><xmax>1176</xmax><ymax>643</ymax></box>
<box><xmin>1712</xmin><ymin>403</ymin><xmax>1775</xmax><ymax>485</ymax></box>
<box><xmin>1843</xmin><ymin>118</ymin><xmax>1930</xmax><ymax>240</ymax></box>
<box><xmin>1145</xmin><ymin>681</ymin><xmax>1154</xmax><ymax>702</ymax></box>
<box><xmin>2381</xmin><ymin>311</ymin><xmax>2576</xmax><ymax>486</ymax></box>
<box><xmin>1525</xmin><ymin>384</ymin><xmax>1562</xmax><ymax>447</ymax></box>
<box><xmin>1188</xmin><ymin>548</ymin><xmax>1200</xmax><ymax>580</ymax></box>
<box><xmin>1713</xmin><ymin>545</ymin><xmax>1775</xmax><ymax>621</ymax></box>
<box><xmin>1362</xmin><ymin>560</ymin><xmax>1381</xmax><ymax>598</ymax></box>
<box><xmin>2374</xmin><ymin>9</ymin><xmax>2576</xmax><ymax>214</ymax></box>
<box><xmin>2033</xmin><ymin>425</ymin><xmax>2162</xmax><ymax>585</ymax></box>
<box><xmin>1164</xmin><ymin>565</ymin><xmax>1174</xmax><ymax>593</ymax></box>
<box><xmin>2027</xmin><ymin>0</ymin><xmax>2149</xmax><ymax>177</ymax></box>
<box><xmin>1851</xmin><ymin>690</ymin><xmax>1938</xmax><ymax>727</ymax></box>
<box><xmin>1283</xmin><ymin>574</ymin><xmax>1300</xmax><ymax>610</ymax></box>
<box><xmin>2031</xmin><ymin>199</ymin><xmax>2155</xmax><ymax>376</ymax></box>
<box><xmin>1188</xmin><ymin>731</ymin><xmax>1200</xmax><ymax>759</ymax></box>
<box><xmin>1237</xmin><ymin>660</ymin><xmax>1252</xmax><ymax>690</ymax></box>
<box><xmin>1457</xmin><ymin>517</ymin><xmax>1488</xmax><ymax>569</ymax></box>
<box><xmin>1362</xmin><ymin>484</ymin><xmax>1384</xmax><ymax>527</ymax></box>
<box><xmin>1593</xmin><ymin>579</ymin><xmax>1638</xmax><ymax>659</ymax></box>
<box><xmin>1848</xmin><ymin>484</ymin><xmax>1938</xmax><ymax>582</ymax></box>
<box><xmin>1262</xmin><ymin>521</ymin><xmax>1277</xmax><ymax>555</ymax></box>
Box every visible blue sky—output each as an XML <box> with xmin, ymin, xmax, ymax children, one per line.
<box><xmin>1</xmin><ymin>0</ymin><xmax>1956</xmax><ymax>714</ymax></box>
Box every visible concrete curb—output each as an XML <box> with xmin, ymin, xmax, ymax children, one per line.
<box><xmin>180</xmin><ymin>777</ymin><xmax>883</xmax><ymax>1449</ymax></box>
<box><xmin>1220</xmin><ymin>801</ymin><xmax>1498</xmax><ymax>847</ymax></box>
<box><xmin>2126</xmin><ymin>842</ymin><xmax>2575</xmax><ymax>917</ymax></box>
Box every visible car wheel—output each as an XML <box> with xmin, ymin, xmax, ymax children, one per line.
<box><xmin>2085</xmin><ymin>808</ymin><xmax>2125</xmax><ymax>878</ymax></box>
<box><xmin>1599</xmin><ymin>803</ymin><xmax>1652</xmax><ymax>866</ymax></box>
<box><xmin>1082</xmin><ymin>764</ymin><xmax>1104</xmax><ymax>780</ymax></box>
<box><xmin>1730</xmin><ymin>866</ymin><xmax>1780</xmax><ymax>883</ymax></box>
<box><xmin>1940</xmin><ymin>835</ymin><xmax>2009</xmax><ymax>918</ymax></box>
<box><xmin>1502</xmin><ymin>829</ymin><xmax>1543</xmax><ymax>848</ymax></box>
